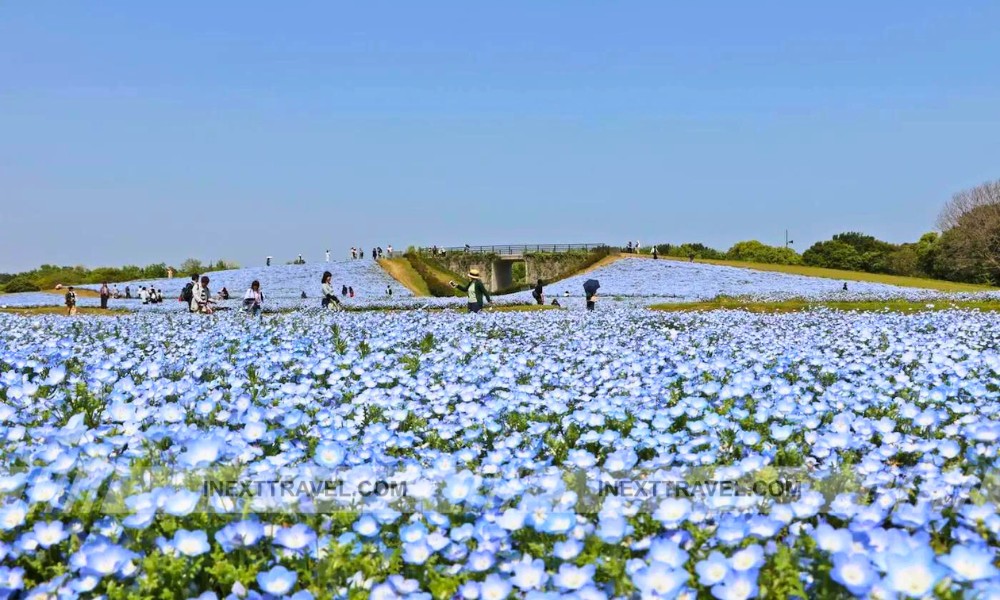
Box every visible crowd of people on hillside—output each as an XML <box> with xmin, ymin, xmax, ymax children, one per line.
<box><xmin>349</xmin><ymin>246</ymin><xmax>393</xmax><ymax>260</ymax></box>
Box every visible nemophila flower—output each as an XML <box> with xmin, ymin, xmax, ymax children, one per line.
<box><xmin>596</xmin><ymin>515</ymin><xmax>631</xmax><ymax>543</ymax></box>
<box><xmin>634</xmin><ymin>563</ymin><xmax>689</xmax><ymax>597</ymax></box>
<box><xmin>274</xmin><ymin>524</ymin><xmax>317</xmax><ymax>551</ymax></box>
<box><xmin>729</xmin><ymin>545</ymin><xmax>764</xmax><ymax>572</ymax></box>
<box><xmin>178</xmin><ymin>435</ymin><xmax>225</xmax><ymax>468</ymax></box>
<box><xmin>173</xmin><ymin>529</ymin><xmax>210</xmax><ymax>557</ymax></box>
<box><xmin>353</xmin><ymin>515</ymin><xmax>379</xmax><ymax>537</ymax></box>
<box><xmin>938</xmin><ymin>544</ymin><xmax>999</xmax><ymax>582</ymax></box>
<box><xmin>648</xmin><ymin>537</ymin><xmax>689</xmax><ymax>569</ymax></box>
<box><xmin>215</xmin><ymin>520</ymin><xmax>264</xmax><ymax>552</ymax></box>
<box><xmin>553</xmin><ymin>564</ymin><xmax>595</xmax><ymax>591</ymax></box>
<box><xmin>711</xmin><ymin>570</ymin><xmax>759</xmax><ymax>600</ymax></box>
<box><xmin>32</xmin><ymin>521</ymin><xmax>67</xmax><ymax>549</ymax></box>
<box><xmin>399</xmin><ymin>522</ymin><xmax>427</xmax><ymax>544</ymax></box>
<box><xmin>467</xmin><ymin>550</ymin><xmax>495</xmax><ymax>572</ymax></box>
<box><xmin>480</xmin><ymin>574</ymin><xmax>512</xmax><ymax>600</ymax></box>
<box><xmin>696</xmin><ymin>552</ymin><xmax>730</xmax><ymax>586</ymax></box>
<box><xmin>0</xmin><ymin>501</ymin><xmax>28</xmax><ymax>531</ymax></box>
<box><xmin>883</xmin><ymin>550</ymin><xmax>946</xmax><ymax>597</ymax></box>
<box><xmin>163</xmin><ymin>489</ymin><xmax>201</xmax><ymax>516</ymax></box>
<box><xmin>653</xmin><ymin>498</ymin><xmax>691</xmax><ymax>528</ymax></box>
<box><xmin>27</xmin><ymin>477</ymin><xmax>63</xmax><ymax>505</ymax></box>
<box><xmin>443</xmin><ymin>470</ymin><xmax>480</xmax><ymax>504</ymax></box>
<box><xmin>314</xmin><ymin>442</ymin><xmax>346</xmax><ymax>468</ymax></box>
<box><xmin>813</xmin><ymin>523</ymin><xmax>852</xmax><ymax>554</ymax></box>
<box><xmin>402</xmin><ymin>540</ymin><xmax>432</xmax><ymax>565</ymax></box>
<box><xmin>830</xmin><ymin>553</ymin><xmax>876</xmax><ymax>596</ymax></box>
<box><xmin>83</xmin><ymin>545</ymin><xmax>133</xmax><ymax>577</ymax></box>
<box><xmin>553</xmin><ymin>539</ymin><xmax>583</xmax><ymax>560</ymax></box>
<box><xmin>511</xmin><ymin>556</ymin><xmax>549</xmax><ymax>591</ymax></box>
<box><xmin>496</xmin><ymin>508</ymin><xmax>526</xmax><ymax>531</ymax></box>
<box><xmin>257</xmin><ymin>565</ymin><xmax>298</xmax><ymax>596</ymax></box>
<box><xmin>0</xmin><ymin>566</ymin><xmax>24</xmax><ymax>593</ymax></box>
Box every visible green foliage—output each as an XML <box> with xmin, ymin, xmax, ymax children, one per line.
<box><xmin>0</xmin><ymin>259</ymin><xmax>236</xmax><ymax>292</ymax></box>
<box><xmin>726</xmin><ymin>240</ymin><xmax>802</xmax><ymax>265</ymax></box>
<box><xmin>2</xmin><ymin>276</ymin><xmax>41</xmax><ymax>293</ymax></box>
<box><xmin>653</xmin><ymin>242</ymin><xmax>725</xmax><ymax>260</ymax></box>
<box><xmin>403</xmin><ymin>252</ymin><xmax>463</xmax><ymax>297</ymax></box>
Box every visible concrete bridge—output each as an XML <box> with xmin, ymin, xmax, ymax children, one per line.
<box><xmin>417</xmin><ymin>244</ymin><xmax>611</xmax><ymax>292</ymax></box>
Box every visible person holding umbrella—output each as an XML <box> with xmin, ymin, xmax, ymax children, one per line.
<box><xmin>450</xmin><ymin>268</ymin><xmax>491</xmax><ymax>313</ymax></box>
<box><xmin>583</xmin><ymin>279</ymin><xmax>600</xmax><ymax>311</ymax></box>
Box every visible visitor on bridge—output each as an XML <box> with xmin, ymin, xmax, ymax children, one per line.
<box><xmin>321</xmin><ymin>271</ymin><xmax>341</xmax><ymax>309</ymax></box>
<box><xmin>532</xmin><ymin>279</ymin><xmax>545</xmax><ymax>305</ymax></box>
<box><xmin>451</xmin><ymin>269</ymin><xmax>491</xmax><ymax>313</ymax></box>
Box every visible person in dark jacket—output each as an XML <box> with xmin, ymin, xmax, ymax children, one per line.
<box><xmin>532</xmin><ymin>279</ymin><xmax>544</xmax><ymax>305</ymax></box>
<box><xmin>99</xmin><ymin>282</ymin><xmax>110</xmax><ymax>309</ymax></box>
<box><xmin>451</xmin><ymin>269</ymin><xmax>492</xmax><ymax>313</ymax></box>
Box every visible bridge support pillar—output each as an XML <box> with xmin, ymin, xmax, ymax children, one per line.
<box><xmin>490</xmin><ymin>260</ymin><xmax>514</xmax><ymax>293</ymax></box>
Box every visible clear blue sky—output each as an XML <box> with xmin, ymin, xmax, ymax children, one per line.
<box><xmin>2</xmin><ymin>1</ymin><xmax>999</xmax><ymax>272</ymax></box>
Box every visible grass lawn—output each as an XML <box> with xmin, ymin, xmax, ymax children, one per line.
<box><xmin>0</xmin><ymin>306</ymin><xmax>129</xmax><ymax>316</ymax></box>
<box><xmin>650</xmin><ymin>297</ymin><xmax>1000</xmax><ymax>314</ymax></box>
<box><xmin>378</xmin><ymin>258</ymin><xmax>431</xmax><ymax>296</ymax></box>
<box><xmin>651</xmin><ymin>255</ymin><xmax>995</xmax><ymax>293</ymax></box>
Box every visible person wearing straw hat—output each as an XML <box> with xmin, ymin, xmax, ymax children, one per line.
<box><xmin>450</xmin><ymin>268</ymin><xmax>492</xmax><ymax>313</ymax></box>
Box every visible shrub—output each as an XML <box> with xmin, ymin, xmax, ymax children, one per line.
<box><xmin>3</xmin><ymin>277</ymin><xmax>41</xmax><ymax>293</ymax></box>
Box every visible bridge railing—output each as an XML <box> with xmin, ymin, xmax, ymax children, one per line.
<box><xmin>417</xmin><ymin>243</ymin><xmax>610</xmax><ymax>256</ymax></box>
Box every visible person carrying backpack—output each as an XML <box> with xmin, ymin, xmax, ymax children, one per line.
<box><xmin>450</xmin><ymin>269</ymin><xmax>491</xmax><ymax>313</ymax></box>
<box><xmin>180</xmin><ymin>274</ymin><xmax>198</xmax><ymax>308</ymax></box>
<box><xmin>65</xmin><ymin>287</ymin><xmax>78</xmax><ymax>316</ymax></box>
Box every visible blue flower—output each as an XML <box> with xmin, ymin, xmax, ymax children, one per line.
<box><xmin>595</xmin><ymin>515</ymin><xmax>631</xmax><ymax>543</ymax></box>
<box><xmin>479</xmin><ymin>574</ymin><xmax>512</xmax><ymax>600</ymax></box>
<box><xmin>696</xmin><ymin>551</ymin><xmax>730</xmax><ymax>586</ymax></box>
<box><xmin>883</xmin><ymin>549</ymin><xmax>945</xmax><ymax>598</ymax></box>
<box><xmin>274</xmin><ymin>524</ymin><xmax>317</xmax><ymax>551</ymax></box>
<box><xmin>511</xmin><ymin>556</ymin><xmax>548</xmax><ymax>591</ymax></box>
<box><xmin>830</xmin><ymin>553</ymin><xmax>876</xmax><ymax>596</ymax></box>
<box><xmin>711</xmin><ymin>571</ymin><xmax>759</xmax><ymax>600</ymax></box>
<box><xmin>938</xmin><ymin>544</ymin><xmax>999</xmax><ymax>582</ymax></box>
<box><xmin>256</xmin><ymin>565</ymin><xmax>298</xmax><ymax>596</ymax></box>
<box><xmin>552</xmin><ymin>563</ymin><xmax>594</xmax><ymax>591</ymax></box>
<box><xmin>314</xmin><ymin>442</ymin><xmax>346</xmax><ymax>468</ymax></box>
<box><xmin>172</xmin><ymin>530</ymin><xmax>210</xmax><ymax>557</ymax></box>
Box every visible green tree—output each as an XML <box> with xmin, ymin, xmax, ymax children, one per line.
<box><xmin>726</xmin><ymin>240</ymin><xmax>802</xmax><ymax>265</ymax></box>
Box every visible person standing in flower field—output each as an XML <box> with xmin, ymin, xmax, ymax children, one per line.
<box><xmin>451</xmin><ymin>268</ymin><xmax>491</xmax><ymax>313</ymax></box>
<box><xmin>99</xmin><ymin>282</ymin><xmax>110</xmax><ymax>309</ymax></box>
<box><xmin>325</xmin><ymin>249</ymin><xmax>330</xmax><ymax>263</ymax></box>
<box><xmin>532</xmin><ymin>279</ymin><xmax>544</xmax><ymax>305</ymax></box>
<box><xmin>64</xmin><ymin>286</ymin><xmax>78</xmax><ymax>316</ymax></box>
<box><xmin>387</xmin><ymin>244</ymin><xmax>393</xmax><ymax>258</ymax></box>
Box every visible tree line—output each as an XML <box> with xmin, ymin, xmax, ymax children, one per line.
<box><xmin>0</xmin><ymin>258</ymin><xmax>239</xmax><ymax>293</ymax></box>
<box><xmin>651</xmin><ymin>179</ymin><xmax>1000</xmax><ymax>285</ymax></box>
